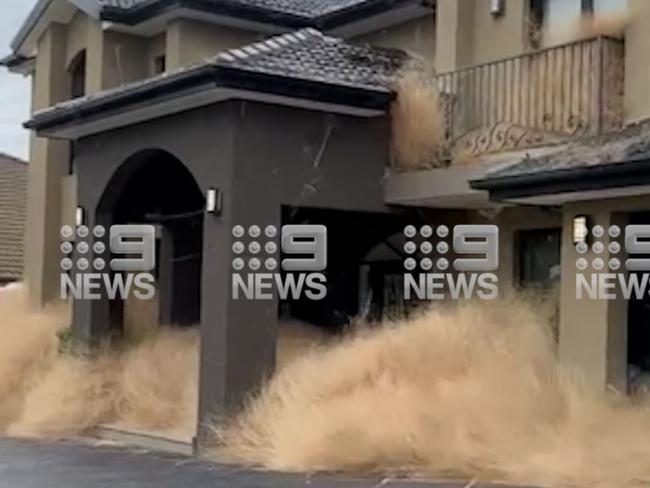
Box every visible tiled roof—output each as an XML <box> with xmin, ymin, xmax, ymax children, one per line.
<box><xmin>482</xmin><ymin>120</ymin><xmax>650</xmax><ymax>181</ymax></box>
<box><xmin>0</xmin><ymin>153</ymin><xmax>27</xmax><ymax>282</ymax></box>
<box><xmin>217</xmin><ymin>28</ymin><xmax>407</xmax><ymax>90</ymax></box>
<box><xmin>97</xmin><ymin>0</ymin><xmax>417</xmax><ymax>21</ymax></box>
<box><xmin>27</xmin><ymin>29</ymin><xmax>408</xmax><ymax>130</ymax></box>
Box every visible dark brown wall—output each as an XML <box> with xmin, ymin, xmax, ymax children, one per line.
<box><xmin>71</xmin><ymin>99</ymin><xmax>392</xmax><ymax>441</ymax></box>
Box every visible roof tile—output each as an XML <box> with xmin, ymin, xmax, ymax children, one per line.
<box><xmin>484</xmin><ymin>120</ymin><xmax>650</xmax><ymax>181</ymax></box>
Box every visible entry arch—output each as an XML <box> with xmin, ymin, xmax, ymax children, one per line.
<box><xmin>95</xmin><ymin>149</ymin><xmax>205</xmax><ymax>336</ymax></box>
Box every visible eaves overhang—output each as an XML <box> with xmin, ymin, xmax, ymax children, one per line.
<box><xmin>470</xmin><ymin>157</ymin><xmax>650</xmax><ymax>204</ymax></box>
<box><xmin>0</xmin><ymin>53</ymin><xmax>35</xmax><ymax>74</ymax></box>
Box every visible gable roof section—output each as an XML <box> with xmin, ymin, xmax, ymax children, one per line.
<box><xmin>0</xmin><ymin>153</ymin><xmax>27</xmax><ymax>282</ymax></box>
<box><xmin>470</xmin><ymin>121</ymin><xmax>650</xmax><ymax>202</ymax></box>
<box><xmin>26</xmin><ymin>29</ymin><xmax>407</xmax><ymax>135</ymax></box>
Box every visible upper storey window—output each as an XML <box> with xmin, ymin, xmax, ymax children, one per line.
<box><xmin>69</xmin><ymin>50</ymin><xmax>86</xmax><ymax>100</ymax></box>
<box><xmin>528</xmin><ymin>0</ymin><xmax>628</xmax><ymax>48</ymax></box>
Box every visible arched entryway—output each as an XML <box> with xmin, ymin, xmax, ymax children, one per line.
<box><xmin>96</xmin><ymin>149</ymin><xmax>204</xmax><ymax>337</ymax></box>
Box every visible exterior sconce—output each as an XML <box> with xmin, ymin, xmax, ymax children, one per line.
<box><xmin>206</xmin><ymin>188</ymin><xmax>222</xmax><ymax>216</ymax></box>
<box><xmin>75</xmin><ymin>206</ymin><xmax>85</xmax><ymax>227</ymax></box>
<box><xmin>490</xmin><ymin>0</ymin><xmax>505</xmax><ymax>16</ymax></box>
<box><xmin>573</xmin><ymin>215</ymin><xmax>589</xmax><ymax>244</ymax></box>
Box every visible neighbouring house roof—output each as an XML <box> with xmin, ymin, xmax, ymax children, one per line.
<box><xmin>26</xmin><ymin>28</ymin><xmax>408</xmax><ymax>135</ymax></box>
<box><xmin>470</xmin><ymin>121</ymin><xmax>650</xmax><ymax>202</ymax></box>
<box><xmin>0</xmin><ymin>153</ymin><xmax>28</xmax><ymax>282</ymax></box>
<box><xmin>4</xmin><ymin>0</ymin><xmax>431</xmax><ymax>64</ymax></box>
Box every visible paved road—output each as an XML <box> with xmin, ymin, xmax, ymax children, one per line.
<box><xmin>0</xmin><ymin>438</ymin><xmax>490</xmax><ymax>488</ymax></box>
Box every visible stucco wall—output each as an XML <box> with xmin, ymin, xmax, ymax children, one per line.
<box><xmin>625</xmin><ymin>0</ymin><xmax>650</xmax><ymax>123</ymax></box>
<box><xmin>25</xmin><ymin>24</ymin><xmax>71</xmax><ymax>306</ymax></box>
<box><xmin>356</xmin><ymin>16</ymin><xmax>435</xmax><ymax>63</ymax></box>
<box><xmin>435</xmin><ymin>0</ymin><xmax>528</xmax><ymax>72</ymax></box>
<box><xmin>166</xmin><ymin>19</ymin><xmax>260</xmax><ymax>70</ymax></box>
<box><xmin>469</xmin><ymin>0</ymin><xmax>527</xmax><ymax>65</ymax></box>
<box><xmin>102</xmin><ymin>31</ymin><xmax>150</xmax><ymax>89</ymax></box>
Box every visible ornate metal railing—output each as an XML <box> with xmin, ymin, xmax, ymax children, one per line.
<box><xmin>436</xmin><ymin>36</ymin><xmax>624</xmax><ymax>157</ymax></box>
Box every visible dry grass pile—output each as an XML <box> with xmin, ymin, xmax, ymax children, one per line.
<box><xmin>391</xmin><ymin>69</ymin><xmax>448</xmax><ymax>171</ymax></box>
<box><xmin>0</xmin><ymin>285</ymin><xmax>200</xmax><ymax>439</ymax></box>
<box><xmin>0</xmin><ymin>285</ymin><xmax>331</xmax><ymax>439</ymax></box>
<box><xmin>0</xmin><ymin>285</ymin><xmax>69</xmax><ymax>430</ymax></box>
<box><xmin>213</xmin><ymin>297</ymin><xmax>650</xmax><ymax>488</ymax></box>
<box><xmin>114</xmin><ymin>328</ymin><xmax>199</xmax><ymax>434</ymax></box>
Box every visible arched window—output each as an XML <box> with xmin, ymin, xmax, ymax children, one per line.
<box><xmin>69</xmin><ymin>50</ymin><xmax>86</xmax><ymax>99</ymax></box>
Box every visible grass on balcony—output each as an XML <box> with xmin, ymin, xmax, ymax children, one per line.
<box><xmin>391</xmin><ymin>68</ymin><xmax>449</xmax><ymax>172</ymax></box>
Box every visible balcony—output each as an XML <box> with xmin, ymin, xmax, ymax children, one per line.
<box><xmin>436</xmin><ymin>36</ymin><xmax>625</xmax><ymax>159</ymax></box>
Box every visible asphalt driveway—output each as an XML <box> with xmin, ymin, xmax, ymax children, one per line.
<box><xmin>0</xmin><ymin>437</ymin><xmax>510</xmax><ymax>488</ymax></box>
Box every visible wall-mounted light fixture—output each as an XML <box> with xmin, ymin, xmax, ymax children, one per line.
<box><xmin>490</xmin><ymin>0</ymin><xmax>505</xmax><ymax>16</ymax></box>
<box><xmin>206</xmin><ymin>188</ymin><xmax>222</xmax><ymax>216</ymax></box>
<box><xmin>75</xmin><ymin>206</ymin><xmax>85</xmax><ymax>227</ymax></box>
<box><xmin>573</xmin><ymin>215</ymin><xmax>589</xmax><ymax>244</ymax></box>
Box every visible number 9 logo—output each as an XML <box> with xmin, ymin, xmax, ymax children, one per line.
<box><xmin>281</xmin><ymin>225</ymin><xmax>327</xmax><ymax>272</ymax></box>
<box><xmin>453</xmin><ymin>225</ymin><xmax>499</xmax><ymax>272</ymax></box>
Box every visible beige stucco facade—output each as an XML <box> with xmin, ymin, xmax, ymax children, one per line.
<box><xmin>357</xmin><ymin>16</ymin><xmax>436</xmax><ymax>62</ymax></box>
<box><xmin>625</xmin><ymin>0</ymin><xmax>650</xmax><ymax>123</ymax></box>
<box><xmin>435</xmin><ymin>0</ymin><xmax>529</xmax><ymax>72</ymax></box>
<box><xmin>165</xmin><ymin>19</ymin><xmax>260</xmax><ymax>70</ymax></box>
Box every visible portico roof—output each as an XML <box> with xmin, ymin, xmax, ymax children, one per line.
<box><xmin>26</xmin><ymin>29</ymin><xmax>408</xmax><ymax>138</ymax></box>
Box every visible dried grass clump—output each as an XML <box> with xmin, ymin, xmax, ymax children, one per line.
<box><xmin>113</xmin><ymin>327</ymin><xmax>199</xmax><ymax>434</ymax></box>
<box><xmin>391</xmin><ymin>69</ymin><xmax>448</xmax><ymax>171</ymax></box>
<box><xmin>0</xmin><ymin>285</ymin><xmax>69</xmax><ymax>430</ymax></box>
<box><xmin>8</xmin><ymin>353</ymin><xmax>120</xmax><ymax>437</ymax></box>
<box><xmin>276</xmin><ymin>320</ymin><xmax>333</xmax><ymax>369</ymax></box>
<box><xmin>213</xmin><ymin>296</ymin><xmax>650</xmax><ymax>488</ymax></box>
<box><xmin>0</xmin><ymin>285</ymin><xmax>200</xmax><ymax>439</ymax></box>
<box><xmin>0</xmin><ymin>285</ymin><xmax>333</xmax><ymax>440</ymax></box>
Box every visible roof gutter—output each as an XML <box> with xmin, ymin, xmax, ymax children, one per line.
<box><xmin>0</xmin><ymin>53</ymin><xmax>35</xmax><ymax>75</ymax></box>
<box><xmin>25</xmin><ymin>64</ymin><xmax>219</xmax><ymax>131</ymax></box>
